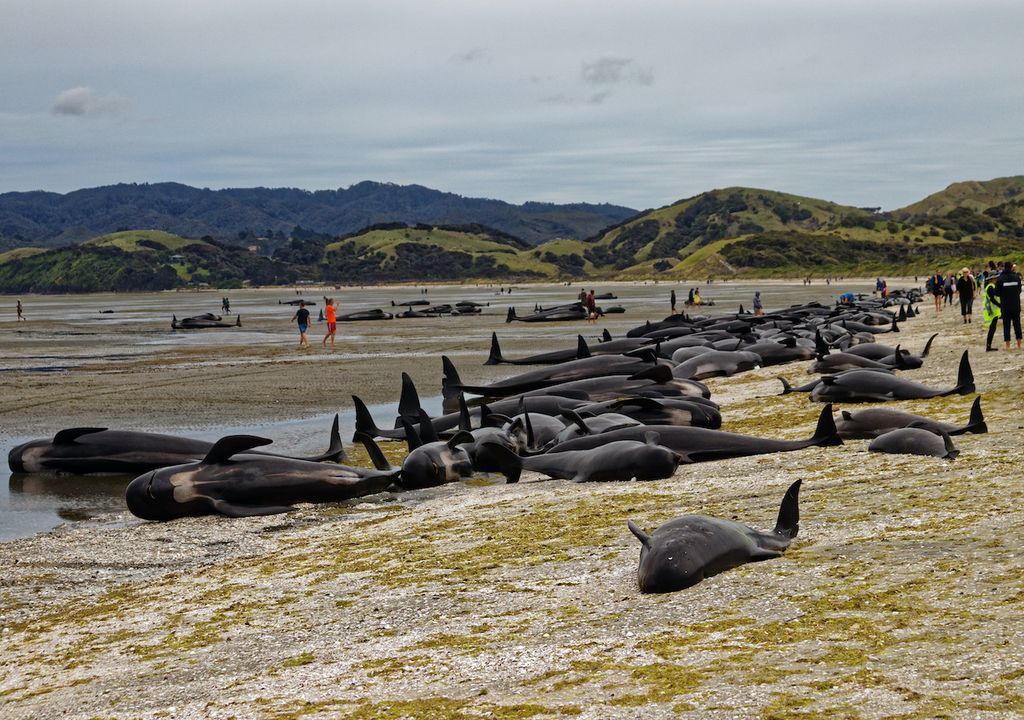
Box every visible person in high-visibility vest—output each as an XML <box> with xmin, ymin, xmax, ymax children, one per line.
<box><xmin>983</xmin><ymin>275</ymin><xmax>1001</xmax><ymax>351</ymax></box>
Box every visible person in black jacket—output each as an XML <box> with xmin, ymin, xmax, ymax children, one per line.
<box><xmin>955</xmin><ymin>268</ymin><xmax>975</xmax><ymax>324</ymax></box>
<box><xmin>996</xmin><ymin>260</ymin><xmax>1023</xmax><ymax>350</ymax></box>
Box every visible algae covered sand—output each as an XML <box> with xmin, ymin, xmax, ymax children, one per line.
<box><xmin>2</xmin><ymin>283</ymin><xmax>1024</xmax><ymax>719</ymax></box>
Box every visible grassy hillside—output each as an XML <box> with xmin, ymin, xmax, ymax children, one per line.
<box><xmin>895</xmin><ymin>176</ymin><xmax>1024</xmax><ymax>217</ymax></box>
<box><xmin>0</xmin><ymin>230</ymin><xmax>295</xmax><ymax>293</ymax></box>
<box><xmin>5</xmin><ymin>179</ymin><xmax>1024</xmax><ymax>292</ymax></box>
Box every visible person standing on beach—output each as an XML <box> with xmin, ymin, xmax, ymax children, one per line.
<box><xmin>585</xmin><ymin>290</ymin><xmax>598</xmax><ymax>323</ymax></box>
<box><xmin>983</xmin><ymin>274</ymin><xmax>1002</xmax><ymax>351</ymax></box>
<box><xmin>753</xmin><ymin>291</ymin><xmax>764</xmax><ymax>316</ymax></box>
<box><xmin>670</xmin><ymin>289</ymin><xmax>677</xmax><ymax>314</ymax></box>
<box><xmin>930</xmin><ymin>269</ymin><xmax>944</xmax><ymax>312</ymax></box>
<box><xmin>292</xmin><ymin>301</ymin><xmax>311</xmax><ymax>349</ymax></box>
<box><xmin>16</xmin><ymin>300</ymin><xmax>25</xmax><ymax>321</ymax></box>
<box><xmin>322</xmin><ymin>298</ymin><xmax>337</xmax><ymax>349</ymax></box>
<box><xmin>955</xmin><ymin>268</ymin><xmax>975</xmax><ymax>324</ymax></box>
<box><xmin>996</xmin><ymin>260</ymin><xmax>1022</xmax><ymax>350</ymax></box>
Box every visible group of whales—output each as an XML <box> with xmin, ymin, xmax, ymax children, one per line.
<box><xmin>8</xmin><ymin>289</ymin><xmax>987</xmax><ymax>593</ymax></box>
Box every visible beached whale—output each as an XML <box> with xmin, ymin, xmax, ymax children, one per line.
<box><xmin>835</xmin><ymin>396</ymin><xmax>987</xmax><ymax>439</ymax></box>
<box><xmin>545</xmin><ymin>404</ymin><xmax>842</xmax><ymax>462</ymax></box>
<box><xmin>483</xmin><ymin>434</ymin><xmax>682</xmax><ymax>484</ymax></box>
<box><xmin>628</xmin><ymin>479</ymin><xmax>801</xmax><ymax>593</ymax></box>
<box><xmin>9</xmin><ymin>415</ymin><xmax>345</xmax><ymax>475</ymax></box>
<box><xmin>171</xmin><ymin>314</ymin><xmax>241</xmax><ymax>329</ymax></box>
<box><xmin>868</xmin><ymin>426</ymin><xmax>959</xmax><ymax>460</ymax></box>
<box><xmin>809</xmin><ymin>351</ymin><xmax>974</xmax><ymax>403</ymax></box>
<box><xmin>124</xmin><ymin>435</ymin><xmax>397</xmax><ymax>520</ymax></box>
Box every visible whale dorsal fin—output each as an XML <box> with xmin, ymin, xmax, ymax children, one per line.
<box><xmin>53</xmin><ymin>427</ymin><xmax>108</xmax><ymax>444</ymax></box>
<box><xmin>203</xmin><ymin>435</ymin><xmax>273</xmax><ymax>464</ymax></box>
<box><xmin>447</xmin><ymin>431</ymin><xmax>474</xmax><ymax>449</ymax></box>
<box><xmin>627</xmin><ymin>520</ymin><xmax>652</xmax><ymax>549</ymax></box>
<box><xmin>841</xmin><ymin>410</ymin><xmax>854</xmax><ymax>421</ymax></box>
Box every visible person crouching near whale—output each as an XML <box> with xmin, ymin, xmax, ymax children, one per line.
<box><xmin>292</xmin><ymin>300</ymin><xmax>311</xmax><ymax>349</ymax></box>
<box><xmin>323</xmin><ymin>298</ymin><xmax>337</xmax><ymax>349</ymax></box>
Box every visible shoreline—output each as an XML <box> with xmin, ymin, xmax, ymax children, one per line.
<box><xmin>3</xmin><ymin>285</ymin><xmax>1023</xmax><ymax>719</ymax></box>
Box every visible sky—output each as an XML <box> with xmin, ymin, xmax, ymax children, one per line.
<box><xmin>1</xmin><ymin>0</ymin><xmax>1022</xmax><ymax>210</ymax></box>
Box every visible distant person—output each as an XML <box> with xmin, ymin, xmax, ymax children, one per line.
<box><xmin>579</xmin><ymin>288</ymin><xmax>587</xmax><ymax>305</ymax></box>
<box><xmin>322</xmin><ymin>298</ymin><xmax>337</xmax><ymax>349</ymax></box>
<box><xmin>16</xmin><ymin>299</ymin><xmax>25</xmax><ymax>321</ymax></box>
<box><xmin>929</xmin><ymin>269</ymin><xmax>944</xmax><ymax>312</ymax></box>
<box><xmin>292</xmin><ymin>300</ymin><xmax>311</xmax><ymax>349</ymax></box>
<box><xmin>944</xmin><ymin>272</ymin><xmax>956</xmax><ymax>306</ymax></box>
<box><xmin>585</xmin><ymin>290</ymin><xmax>598</xmax><ymax>323</ymax></box>
<box><xmin>670</xmin><ymin>289</ymin><xmax>677</xmax><ymax>314</ymax></box>
<box><xmin>881</xmin><ymin>280</ymin><xmax>889</xmax><ymax>299</ymax></box>
<box><xmin>838</xmin><ymin>291</ymin><xmax>855</xmax><ymax>304</ymax></box>
<box><xmin>996</xmin><ymin>259</ymin><xmax>1022</xmax><ymax>350</ymax></box>
<box><xmin>222</xmin><ymin>297</ymin><xmax>231</xmax><ymax>315</ymax></box>
<box><xmin>753</xmin><ymin>291</ymin><xmax>764</xmax><ymax>316</ymax></box>
<box><xmin>983</xmin><ymin>274</ymin><xmax>1001</xmax><ymax>351</ymax></box>
<box><xmin>955</xmin><ymin>268</ymin><xmax>975</xmax><ymax>324</ymax></box>
<box><xmin>693</xmin><ymin>288</ymin><xmax>702</xmax><ymax>306</ymax></box>
<box><xmin>687</xmin><ymin>288</ymin><xmax>695</xmax><ymax>304</ymax></box>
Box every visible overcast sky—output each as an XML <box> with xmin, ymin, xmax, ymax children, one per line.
<box><xmin>2</xmin><ymin>0</ymin><xmax>1022</xmax><ymax>209</ymax></box>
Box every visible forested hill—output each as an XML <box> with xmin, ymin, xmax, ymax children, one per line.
<box><xmin>0</xmin><ymin>181</ymin><xmax>637</xmax><ymax>251</ymax></box>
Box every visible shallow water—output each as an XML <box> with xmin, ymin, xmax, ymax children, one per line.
<box><xmin>1</xmin><ymin>279</ymin><xmax>883</xmax><ymax>540</ymax></box>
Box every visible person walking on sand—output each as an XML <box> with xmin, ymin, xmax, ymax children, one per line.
<box><xmin>670</xmin><ymin>289</ymin><xmax>677</xmax><ymax>314</ymax></box>
<box><xmin>16</xmin><ymin>299</ymin><xmax>25</xmax><ymax>321</ymax></box>
<box><xmin>983</xmin><ymin>273</ymin><xmax>1002</xmax><ymax>351</ymax></box>
<box><xmin>753</xmin><ymin>290</ymin><xmax>764</xmax><ymax>316</ymax></box>
<box><xmin>585</xmin><ymin>290</ymin><xmax>598</xmax><ymax>323</ymax></box>
<box><xmin>930</xmin><ymin>269</ymin><xmax>944</xmax><ymax>312</ymax></box>
<box><xmin>322</xmin><ymin>298</ymin><xmax>337</xmax><ymax>349</ymax></box>
<box><xmin>292</xmin><ymin>300</ymin><xmax>311</xmax><ymax>349</ymax></box>
<box><xmin>955</xmin><ymin>268</ymin><xmax>975</xmax><ymax>324</ymax></box>
<box><xmin>996</xmin><ymin>259</ymin><xmax>1022</xmax><ymax>350</ymax></box>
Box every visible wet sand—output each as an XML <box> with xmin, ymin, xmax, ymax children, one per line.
<box><xmin>2</xmin><ymin>281</ymin><xmax>1023</xmax><ymax>719</ymax></box>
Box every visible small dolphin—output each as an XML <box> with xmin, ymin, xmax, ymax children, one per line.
<box><xmin>628</xmin><ymin>480</ymin><xmax>801</xmax><ymax>593</ymax></box>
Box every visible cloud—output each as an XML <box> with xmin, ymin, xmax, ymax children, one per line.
<box><xmin>51</xmin><ymin>87</ymin><xmax>130</xmax><ymax>118</ymax></box>
<box><xmin>581</xmin><ymin>57</ymin><xmax>653</xmax><ymax>87</ymax></box>
<box><xmin>452</xmin><ymin>47</ymin><xmax>486</xmax><ymax>63</ymax></box>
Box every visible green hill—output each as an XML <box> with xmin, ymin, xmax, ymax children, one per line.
<box><xmin>894</xmin><ymin>176</ymin><xmax>1024</xmax><ymax>218</ymax></box>
<box><xmin>0</xmin><ymin>230</ymin><xmax>295</xmax><ymax>293</ymax></box>
<box><xmin>574</xmin><ymin>185</ymin><xmax>1024</xmax><ymax>279</ymax></box>
<box><xmin>4</xmin><ymin>179</ymin><xmax>1024</xmax><ymax>292</ymax></box>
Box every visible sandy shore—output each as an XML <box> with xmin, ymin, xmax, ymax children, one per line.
<box><xmin>2</xmin><ymin>286</ymin><xmax>1024</xmax><ymax>719</ymax></box>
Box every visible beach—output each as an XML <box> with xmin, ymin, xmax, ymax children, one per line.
<box><xmin>2</xmin><ymin>280</ymin><xmax>1023</xmax><ymax>719</ymax></box>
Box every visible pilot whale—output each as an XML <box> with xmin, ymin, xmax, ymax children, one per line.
<box><xmin>628</xmin><ymin>480</ymin><xmax>801</xmax><ymax>593</ymax></box>
<box><xmin>124</xmin><ymin>434</ymin><xmax>397</xmax><ymax>520</ymax></box>
<box><xmin>9</xmin><ymin>415</ymin><xmax>345</xmax><ymax>475</ymax></box>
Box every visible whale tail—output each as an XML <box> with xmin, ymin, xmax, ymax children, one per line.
<box><xmin>814</xmin><ymin>330</ymin><xmax>829</xmax><ymax>359</ymax></box>
<box><xmin>506</xmin><ymin>307</ymin><xmax>517</xmax><ymax>323</ymax></box>
<box><xmin>772</xmin><ymin>479</ymin><xmax>802</xmax><ymax>539</ymax></box>
<box><xmin>627</xmin><ymin>520</ymin><xmax>652</xmax><ymax>549</ymax></box>
<box><xmin>601</xmin><ymin>329</ymin><xmax>612</xmax><ymax>342</ymax></box>
<box><xmin>920</xmin><ymin>333</ymin><xmax>937</xmax><ymax>358</ymax></box>
<box><xmin>907</xmin><ymin>304</ymin><xmax>917</xmax><ymax>318</ymax></box>
<box><xmin>352</xmin><ymin>432</ymin><xmax>398</xmax><ymax>472</ymax></box>
<box><xmin>486</xmin><ymin>332</ymin><xmax>505</xmax><ymax>365</ymax></box>
<box><xmin>951</xmin><ymin>396</ymin><xmax>988</xmax><ymax>436</ymax></box>
<box><xmin>898</xmin><ymin>304</ymin><xmax>906</xmax><ymax>322</ymax></box>
<box><xmin>479</xmin><ymin>441</ymin><xmax>522</xmax><ymax>484</ymax></box>
<box><xmin>307</xmin><ymin>413</ymin><xmax>346</xmax><ymax>463</ymax></box>
<box><xmin>890</xmin><ymin>315</ymin><xmax>899</xmax><ymax>333</ymax></box>
<box><xmin>809</xmin><ymin>404</ymin><xmax>843</xmax><ymax>447</ymax></box>
<box><xmin>941</xmin><ymin>350</ymin><xmax>975</xmax><ymax>397</ymax></box>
